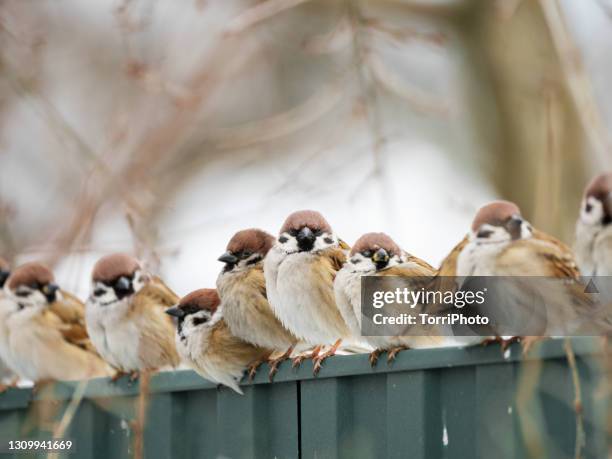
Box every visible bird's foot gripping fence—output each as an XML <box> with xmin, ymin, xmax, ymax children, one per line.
<box><xmin>0</xmin><ymin>337</ymin><xmax>608</xmax><ymax>459</ymax></box>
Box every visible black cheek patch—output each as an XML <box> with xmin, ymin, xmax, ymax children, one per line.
<box><xmin>193</xmin><ymin>317</ymin><xmax>208</xmax><ymax>327</ymax></box>
<box><xmin>350</xmin><ymin>258</ymin><xmax>361</xmax><ymax>264</ymax></box>
<box><xmin>279</xmin><ymin>236</ymin><xmax>288</xmax><ymax>243</ymax></box>
<box><xmin>323</xmin><ymin>237</ymin><xmax>333</xmax><ymax>244</ymax></box>
<box><xmin>246</xmin><ymin>255</ymin><xmax>263</xmax><ymax>266</ymax></box>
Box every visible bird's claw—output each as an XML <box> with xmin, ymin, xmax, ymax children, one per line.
<box><xmin>501</xmin><ymin>336</ymin><xmax>521</xmax><ymax>351</ymax></box>
<box><xmin>387</xmin><ymin>346</ymin><xmax>408</xmax><ymax>363</ymax></box>
<box><xmin>369</xmin><ymin>350</ymin><xmax>382</xmax><ymax>367</ymax></box>
<box><xmin>110</xmin><ymin>371</ymin><xmax>127</xmax><ymax>384</ymax></box>
<box><xmin>247</xmin><ymin>360</ymin><xmax>264</xmax><ymax>381</ymax></box>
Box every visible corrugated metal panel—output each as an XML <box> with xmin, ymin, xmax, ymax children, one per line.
<box><xmin>0</xmin><ymin>338</ymin><xmax>608</xmax><ymax>458</ymax></box>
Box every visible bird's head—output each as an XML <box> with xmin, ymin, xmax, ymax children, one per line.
<box><xmin>581</xmin><ymin>172</ymin><xmax>612</xmax><ymax>227</ymax></box>
<box><xmin>218</xmin><ymin>228</ymin><xmax>274</xmax><ymax>273</ymax></box>
<box><xmin>470</xmin><ymin>200</ymin><xmax>532</xmax><ymax>244</ymax></box>
<box><xmin>5</xmin><ymin>262</ymin><xmax>60</xmax><ymax>311</ymax></box>
<box><xmin>348</xmin><ymin>232</ymin><xmax>405</xmax><ymax>272</ymax></box>
<box><xmin>90</xmin><ymin>253</ymin><xmax>147</xmax><ymax>307</ymax></box>
<box><xmin>165</xmin><ymin>289</ymin><xmax>219</xmax><ymax>337</ymax></box>
<box><xmin>277</xmin><ymin>210</ymin><xmax>338</xmax><ymax>254</ymax></box>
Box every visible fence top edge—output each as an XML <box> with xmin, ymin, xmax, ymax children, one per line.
<box><xmin>0</xmin><ymin>337</ymin><xmax>604</xmax><ymax>407</ymax></box>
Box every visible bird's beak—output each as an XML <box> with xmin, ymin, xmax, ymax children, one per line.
<box><xmin>42</xmin><ymin>283</ymin><xmax>59</xmax><ymax>303</ymax></box>
<box><xmin>218</xmin><ymin>252</ymin><xmax>239</xmax><ymax>265</ymax></box>
<box><xmin>372</xmin><ymin>248</ymin><xmax>390</xmax><ymax>269</ymax></box>
<box><xmin>115</xmin><ymin>276</ymin><xmax>132</xmax><ymax>292</ymax></box>
<box><xmin>505</xmin><ymin>215</ymin><xmax>524</xmax><ymax>240</ymax></box>
<box><xmin>296</xmin><ymin>227</ymin><xmax>316</xmax><ymax>251</ymax></box>
<box><xmin>165</xmin><ymin>305</ymin><xmax>185</xmax><ymax>319</ymax></box>
<box><xmin>0</xmin><ymin>270</ymin><xmax>9</xmax><ymax>289</ymax></box>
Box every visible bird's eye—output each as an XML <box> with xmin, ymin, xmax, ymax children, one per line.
<box><xmin>242</xmin><ymin>250</ymin><xmax>252</xmax><ymax>257</ymax></box>
<box><xmin>15</xmin><ymin>289</ymin><xmax>30</xmax><ymax>297</ymax></box>
<box><xmin>288</xmin><ymin>229</ymin><xmax>299</xmax><ymax>237</ymax></box>
<box><xmin>362</xmin><ymin>250</ymin><xmax>372</xmax><ymax>258</ymax></box>
<box><xmin>585</xmin><ymin>203</ymin><xmax>593</xmax><ymax>213</ymax></box>
<box><xmin>477</xmin><ymin>229</ymin><xmax>494</xmax><ymax>238</ymax></box>
<box><xmin>93</xmin><ymin>288</ymin><xmax>106</xmax><ymax>297</ymax></box>
<box><xmin>313</xmin><ymin>229</ymin><xmax>323</xmax><ymax>237</ymax></box>
<box><xmin>279</xmin><ymin>236</ymin><xmax>288</xmax><ymax>243</ymax></box>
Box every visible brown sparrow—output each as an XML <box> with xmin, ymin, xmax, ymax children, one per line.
<box><xmin>446</xmin><ymin>201</ymin><xmax>602</xmax><ymax>348</ymax></box>
<box><xmin>575</xmin><ymin>172</ymin><xmax>612</xmax><ymax>275</ymax></box>
<box><xmin>166</xmin><ymin>289</ymin><xmax>271</xmax><ymax>394</ymax></box>
<box><xmin>264</xmin><ymin>210</ymin><xmax>354</xmax><ymax>373</ymax></box>
<box><xmin>216</xmin><ymin>229</ymin><xmax>297</xmax><ymax>378</ymax></box>
<box><xmin>335</xmin><ymin>232</ymin><xmax>446</xmax><ymax>364</ymax></box>
<box><xmin>0</xmin><ymin>262</ymin><xmax>111</xmax><ymax>382</ymax></box>
<box><xmin>85</xmin><ymin>253</ymin><xmax>180</xmax><ymax>379</ymax></box>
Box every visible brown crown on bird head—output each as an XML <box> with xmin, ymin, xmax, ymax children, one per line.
<box><xmin>178</xmin><ymin>289</ymin><xmax>221</xmax><ymax>314</ymax></box>
<box><xmin>227</xmin><ymin>229</ymin><xmax>275</xmax><ymax>256</ymax></box>
<box><xmin>471</xmin><ymin>200</ymin><xmax>522</xmax><ymax>232</ymax></box>
<box><xmin>350</xmin><ymin>232</ymin><xmax>401</xmax><ymax>257</ymax></box>
<box><xmin>92</xmin><ymin>253</ymin><xmax>141</xmax><ymax>283</ymax></box>
<box><xmin>280</xmin><ymin>210</ymin><xmax>332</xmax><ymax>234</ymax></box>
<box><xmin>7</xmin><ymin>262</ymin><xmax>54</xmax><ymax>290</ymax></box>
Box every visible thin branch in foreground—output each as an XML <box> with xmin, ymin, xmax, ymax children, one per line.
<box><xmin>563</xmin><ymin>339</ymin><xmax>585</xmax><ymax>459</ymax></box>
<box><xmin>224</xmin><ymin>0</ymin><xmax>311</xmax><ymax>36</ymax></box>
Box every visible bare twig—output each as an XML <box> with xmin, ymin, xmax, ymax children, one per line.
<box><xmin>132</xmin><ymin>371</ymin><xmax>151</xmax><ymax>459</ymax></box>
<box><xmin>224</xmin><ymin>0</ymin><xmax>311</xmax><ymax>36</ymax></box>
<box><xmin>540</xmin><ymin>0</ymin><xmax>612</xmax><ymax>170</ymax></box>
<box><xmin>564</xmin><ymin>339</ymin><xmax>585</xmax><ymax>459</ymax></box>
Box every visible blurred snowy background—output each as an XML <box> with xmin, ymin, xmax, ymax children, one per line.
<box><xmin>0</xmin><ymin>0</ymin><xmax>610</xmax><ymax>298</ymax></box>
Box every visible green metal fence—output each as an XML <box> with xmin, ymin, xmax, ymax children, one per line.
<box><xmin>0</xmin><ymin>338</ymin><xmax>608</xmax><ymax>458</ymax></box>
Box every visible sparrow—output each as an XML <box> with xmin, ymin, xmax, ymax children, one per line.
<box><xmin>264</xmin><ymin>209</ymin><xmax>355</xmax><ymax>373</ymax></box>
<box><xmin>165</xmin><ymin>289</ymin><xmax>271</xmax><ymax>394</ymax></box>
<box><xmin>444</xmin><ymin>200</ymin><xmax>603</xmax><ymax>348</ymax></box>
<box><xmin>0</xmin><ymin>262</ymin><xmax>111</xmax><ymax>383</ymax></box>
<box><xmin>216</xmin><ymin>229</ymin><xmax>297</xmax><ymax>378</ymax></box>
<box><xmin>85</xmin><ymin>253</ymin><xmax>180</xmax><ymax>379</ymax></box>
<box><xmin>334</xmin><ymin>232</ymin><xmax>445</xmax><ymax>365</ymax></box>
<box><xmin>575</xmin><ymin>172</ymin><xmax>612</xmax><ymax>275</ymax></box>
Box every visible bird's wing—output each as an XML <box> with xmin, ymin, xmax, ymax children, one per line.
<box><xmin>437</xmin><ymin>236</ymin><xmax>468</xmax><ymax>276</ymax></box>
<box><xmin>425</xmin><ymin>236</ymin><xmax>467</xmax><ymax>296</ymax></box>
<box><xmin>498</xmin><ymin>237</ymin><xmax>580</xmax><ymax>279</ymax></box>
<box><xmin>138</xmin><ymin>276</ymin><xmax>181</xmax><ymax>309</ymax></box>
<box><xmin>384</xmin><ymin>255</ymin><xmax>436</xmax><ymax>277</ymax></box>
<box><xmin>321</xmin><ymin>246</ymin><xmax>348</xmax><ymax>273</ymax></box>
<box><xmin>131</xmin><ymin>277</ymin><xmax>181</xmax><ymax>368</ymax></box>
<box><xmin>49</xmin><ymin>290</ymin><xmax>97</xmax><ymax>352</ymax></box>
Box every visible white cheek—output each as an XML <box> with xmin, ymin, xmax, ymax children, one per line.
<box><xmin>132</xmin><ymin>270</ymin><xmax>147</xmax><ymax>292</ymax></box>
<box><xmin>580</xmin><ymin>197</ymin><xmax>604</xmax><ymax>225</ymax></box>
<box><xmin>27</xmin><ymin>291</ymin><xmax>48</xmax><ymax>307</ymax></box>
<box><xmin>313</xmin><ymin>232</ymin><xmax>337</xmax><ymax>251</ymax></box>
<box><xmin>277</xmin><ymin>233</ymin><xmax>299</xmax><ymax>253</ymax></box>
<box><xmin>348</xmin><ymin>254</ymin><xmax>375</xmax><ymax>272</ymax></box>
<box><xmin>90</xmin><ymin>283</ymin><xmax>118</xmax><ymax>305</ymax></box>
<box><xmin>520</xmin><ymin>223</ymin><xmax>533</xmax><ymax>239</ymax></box>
